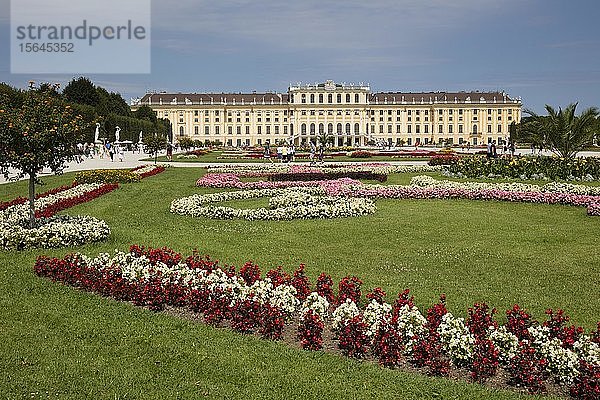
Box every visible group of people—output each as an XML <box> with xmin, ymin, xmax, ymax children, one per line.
<box><xmin>487</xmin><ymin>140</ymin><xmax>516</xmax><ymax>158</ymax></box>
<box><xmin>101</xmin><ymin>142</ymin><xmax>125</xmax><ymax>162</ymax></box>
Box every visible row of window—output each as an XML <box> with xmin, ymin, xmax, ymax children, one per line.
<box><xmin>299</xmin><ymin>93</ymin><xmax>362</xmax><ymax>104</ymax></box>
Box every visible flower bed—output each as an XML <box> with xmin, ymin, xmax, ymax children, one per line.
<box><xmin>428</xmin><ymin>154</ymin><xmax>460</xmax><ymax>166</ymax></box>
<box><xmin>130</xmin><ymin>164</ymin><xmax>167</xmax><ymax>179</ymax></box>
<box><xmin>75</xmin><ymin>165</ymin><xmax>166</xmax><ymax>184</ymax></box>
<box><xmin>1</xmin><ymin>183</ymin><xmax>116</xmax><ymax>250</ymax></box>
<box><xmin>267</xmin><ymin>171</ymin><xmax>387</xmax><ymax>183</ymax></box>
<box><xmin>171</xmin><ymin>187</ymin><xmax>376</xmax><ymax>220</ymax></box>
<box><xmin>445</xmin><ymin>156</ymin><xmax>600</xmax><ymax>181</ymax></box>
<box><xmin>350</xmin><ymin>151</ymin><xmax>372</xmax><ymax>158</ymax></box>
<box><xmin>34</xmin><ymin>245</ymin><xmax>600</xmax><ymax>397</ymax></box>
<box><xmin>0</xmin><ymin>182</ymin><xmax>78</xmax><ymax>211</ymax></box>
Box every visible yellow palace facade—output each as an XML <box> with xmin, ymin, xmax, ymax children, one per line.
<box><xmin>133</xmin><ymin>80</ymin><xmax>522</xmax><ymax>147</ymax></box>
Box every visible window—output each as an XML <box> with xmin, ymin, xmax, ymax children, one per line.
<box><xmin>301</xmin><ymin>94</ymin><xmax>306</xmax><ymax>103</ymax></box>
<box><xmin>275</xmin><ymin>126</ymin><xmax>279</xmax><ymax>134</ymax></box>
<box><xmin>205</xmin><ymin>126</ymin><xmax>209</xmax><ymax>135</ymax></box>
<box><xmin>416</xmin><ymin>125</ymin><xmax>420</xmax><ymax>134</ymax></box>
<box><xmin>379</xmin><ymin>125</ymin><xmax>384</xmax><ymax>133</ymax></box>
<box><xmin>473</xmin><ymin>125</ymin><xmax>478</xmax><ymax>134</ymax></box>
<box><xmin>237</xmin><ymin>126</ymin><xmax>241</xmax><ymax>134</ymax></box>
<box><xmin>194</xmin><ymin>126</ymin><xmax>199</xmax><ymax>135</ymax></box>
<box><xmin>328</xmin><ymin>94</ymin><xmax>333</xmax><ymax>103</ymax></box>
<box><xmin>215</xmin><ymin>126</ymin><xmax>220</xmax><ymax>134</ymax></box>
<box><xmin>310</xmin><ymin>123</ymin><xmax>315</xmax><ymax>134</ymax></box>
<box><xmin>346</xmin><ymin>94</ymin><xmax>350</xmax><ymax>103</ymax></box>
<box><xmin>228</xmin><ymin>126</ymin><xmax>232</xmax><ymax>135</ymax></box>
<box><xmin>266</xmin><ymin>126</ymin><xmax>271</xmax><ymax>134</ymax></box>
<box><xmin>337</xmin><ymin>94</ymin><xmax>342</xmax><ymax>103</ymax></box>
<box><xmin>355</xmin><ymin>94</ymin><xmax>359</xmax><ymax>103</ymax></box>
<box><xmin>448</xmin><ymin>125</ymin><xmax>453</xmax><ymax>134</ymax></box>
<box><xmin>424</xmin><ymin>125</ymin><xmax>429</xmax><ymax>134</ymax></box>
<box><xmin>438</xmin><ymin>125</ymin><xmax>443</xmax><ymax>134</ymax></box>
<box><xmin>458</xmin><ymin>109</ymin><xmax>463</xmax><ymax>115</ymax></box>
<box><xmin>328</xmin><ymin>123</ymin><xmax>333</xmax><ymax>134</ymax></box>
<box><xmin>257</xmin><ymin>126</ymin><xmax>261</xmax><ymax>134</ymax></box>
<box><xmin>301</xmin><ymin>124</ymin><xmax>307</xmax><ymax>134</ymax></box>
<box><xmin>283</xmin><ymin>125</ymin><xmax>288</xmax><ymax>134</ymax></box>
<box><xmin>319</xmin><ymin>123</ymin><xmax>324</xmax><ymax>134</ymax></box>
<box><xmin>408</xmin><ymin>125</ymin><xmax>412</xmax><ymax>134</ymax></box>
<box><xmin>396</xmin><ymin>125</ymin><xmax>401</xmax><ymax>133</ymax></box>
<box><xmin>439</xmin><ymin>110</ymin><xmax>443</xmax><ymax>115</ymax></box>
<box><xmin>354</xmin><ymin>123</ymin><xmax>359</xmax><ymax>134</ymax></box>
<box><xmin>310</xmin><ymin>94</ymin><xmax>314</xmax><ymax>103</ymax></box>
<box><xmin>246</xmin><ymin>126</ymin><xmax>250</xmax><ymax>134</ymax></box>
<box><xmin>337</xmin><ymin>123</ymin><xmax>342</xmax><ymax>134</ymax></box>
<box><xmin>319</xmin><ymin>94</ymin><xmax>323</xmax><ymax>103</ymax></box>
<box><xmin>458</xmin><ymin>125</ymin><xmax>463</xmax><ymax>134</ymax></box>
<box><xmin>497</xmin><ymin>125</ymin><xmax>502</xmax><ymax>133</ymax></box>
<box><xmin>487</xmin><ymin>125</ymin><xmax>492</xmax><ymax>133</ymax></box>
<box><xmin>488</xmin><ymin>109</ymin><xmax>492</xmax><ymax>114</ymax></box>
<box><xmin>346</xmin><ymin>123</ymin><xmax>351</xmax><ymax>134</ymax></box>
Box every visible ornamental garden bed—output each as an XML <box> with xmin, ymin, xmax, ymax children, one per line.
<box><xmin>2</xmin><ymin>166</ymin><xmax>599</xmax><ymax>399</ymax></box>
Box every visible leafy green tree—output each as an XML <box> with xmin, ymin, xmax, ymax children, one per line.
<box><xmin>134</xmin><ymin>105</ymin><xmax>158</xmax><ymax>124</ymax></box>
<box><xmin>143</xmin><ymin>132</ymin><xmax>168</xmax><ymax>164</ymax></box>
<box><xmin>0</xmin><ymin>86</ymin><xmax>89</xmax><ymax>227</ymax></box>
<box><xmin>177</xmin><ymin>136</ymin><xmax>195</xmax><ymax>151</ymax></box>
<box><xmin>521</xmin><ymin>103</ymin><xmax>599</xmax><ymax>159</ymax></box>
<box><xmin>63</xmin><ymin>77</ymin><xmax>100</xmax><ymax>107</ymax></box>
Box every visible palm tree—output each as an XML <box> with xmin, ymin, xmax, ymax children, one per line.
<box><xmin>521</xmin><ymin>103</ymin><xmax>599</xmax><ymax>159</ymax></box>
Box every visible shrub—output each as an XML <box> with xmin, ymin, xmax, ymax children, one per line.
<box><xmin>232</xmin><ymin>299</ymin><xmax>262</xmax><ymax>334</ymax></box>
<box><xmin>366</xmin><ymin>287</ymin><xmax>386</xmax><ymax>304</ymax></box>
<box><xmin>268</xmin><ymin>171</ymin><xmax>387</xmax><ymax>183</ymax></box>
<box><xmin>543</xmin><ymin>308</ymin><xmax>584</xmax><ymax>349</ymax></box>
<box><xmin>265</xmin><ymin>266</ymin><xmax>291</xmax><ymax>287</ymax></box>
<box><xmin>74</xmin><ymin>169</ymin><xmax>141</xmax><ymax>184</ymax></box>
<box><xmin>298</xmin><ymin>310</ymin><xmax>324</xmax><ymax>351</ymax></box>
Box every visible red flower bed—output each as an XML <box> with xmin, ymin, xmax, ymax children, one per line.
<box><xmin>0</xmin><ymin>182</ymin><xmax>78</xmax><ymax>211</ymax></box>
<box><xmin>32</xmin><ymin>245</ymin><xmax>600</xmax><ymax>398</ymax></box>
<box><xmin>35</xmin><ymin>183</ymin><xmax>119</xmax><ymax>218</ymax></box>
<box><xmin>267</xmin><ymin>171</ymin><xmax>387</xmax><ymax>183</ymax></box>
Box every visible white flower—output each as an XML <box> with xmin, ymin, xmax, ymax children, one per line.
<box><xmin>331</xmin><ymin>299</ymin><xmax>360</xmax><ymax>331</ymax></box>
<box><xmin>438</xmin><ymin>312</ymin><xmax>475</xmax><ymax>367</ymax></box>
<box><xmin>301</xmin><ymin>292</ymin><xmax>330</xmax><ymax>319</ymax></box>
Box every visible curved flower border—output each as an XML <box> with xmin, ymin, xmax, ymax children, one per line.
<box><xmin>171</xmin><ymin>187</ymin><xmax>376</xmax><ymax>220</ymax></box>
<box><xmin>34</xmin><ymin>245</ymin><xmax>600</xmax><ymax>397</ymax></box>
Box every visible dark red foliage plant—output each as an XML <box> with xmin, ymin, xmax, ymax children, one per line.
<box><xmin>266</xmin><ymin>266</ymin><xmax>291</xmax><ymax>287</ymax></box>
<box><xmin>506</xmin><ymin>304</ymin><xmax>534</xmax><ymax>341</ymax></box>
<box><xmin>315</xmin><ymin>273</ymin><xmax>335</xmax><ymax>303</ymax></box>
<box><xmin>366</xmin><ymin>287</ymin><xmax>386</xmax><ymax>304</ymax></box>
<box><xmin>543</xmin><ymin>309</ymin><xmax>583</xmax><ymax>349</ymax></box>
<box><xmin>259</xmin><ymin>304</ymin><xmax>285</xmax><ymax>340</ymax></box>
<box><xmin>508</xmin><ymin>342</ymin><xmax>549</xmax><ymax>394</ymax></box>
<box><xmin>570</xmin><ymin>360</ymin><xmax>600</xmax><ymax>400</ymax></box>
<box><xmin>338</xmin><ymin>276</ymin><xmax>362</xmax><ymax>305</ymax></box>
<box><xmin>239</xmin><ymin>261</ymin><xmax>261</xmax><ymax>285</ymax></box>
<box><xmin>298</xmin><ymin>310</ymin><xmax>324</xmax><ymax>351</ymax></box>
<box><xmin>291</xmin><ymin>264</ymin><xmax>311</xmax><ymax>301</ymax></box>
<box><xmin>467</xmin><ymin>302</ymin><xmax>498</xmax><ymax>340</ymax></box>
<box><xmin>337</xmin><ymin>314</ymin><xmax>369</xmax><ymax>358</ymax></box>
<box><xmin>391</xmin><ymin>289</ymin><xmax>415</xmax><ymax>324</ymax></box>
<box><xmin>470</xmin><ymin>338</ymin><xmax>499</xmax><ymax>383</ymax></box>
<box><xmin>371</xmin><ymin>320</ymin><xmax>402</xmax><ymax>367</ymax></box>
<box><xmin>232</xmin><ymin>298</ymin><xmax>262</xmax><ymax>334</ymax></box>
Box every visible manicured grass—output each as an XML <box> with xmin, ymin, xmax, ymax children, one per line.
<box><xmin>2</xmin><ymin>167</ymin><xmax>598</xmax><ymax>399</ymax></box>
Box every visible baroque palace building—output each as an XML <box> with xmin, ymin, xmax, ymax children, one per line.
<box><xmin>132</xmin><ymin>80</ymin><xmax>522</xmax><ymax>147</ymax></box>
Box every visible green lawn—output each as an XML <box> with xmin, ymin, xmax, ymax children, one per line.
<box><xmin>1</xmin><ymin>167</ymin><xmax>598</xmax><ymax>399</ymax></box>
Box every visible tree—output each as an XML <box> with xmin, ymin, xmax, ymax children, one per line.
<box><xmin>63</xmin><ymin>77</ymin><xmax>100</xmax><ymax>107</ymax></box>
<box><xmin>0</xmin><ymin>85</ymin><xmax>89</xmax><ymax>227</ymax></box>
<box><xmin>520</xmin><ymin>103</ymin><xmax>599</xmax><ymax>159</ymax></box>
<box><xmin>143</xmin><ymin>132</ymin><xmax>168</xmax><ymax>164</ymax></box>
<box><xmin>134</xmin><ymin>105</ymin><xmax>158</xmax><ymax>124</ymax></box>
<box><xmin>177</xmin><ymin>136</ymin><xmax>195</xmax><ymax>151</ymax></box>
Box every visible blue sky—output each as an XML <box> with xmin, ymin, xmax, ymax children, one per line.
<box><xmin>1</xmin><ymin>0</ymin><xmax>599</xmax><ymax>113</ymax></box>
